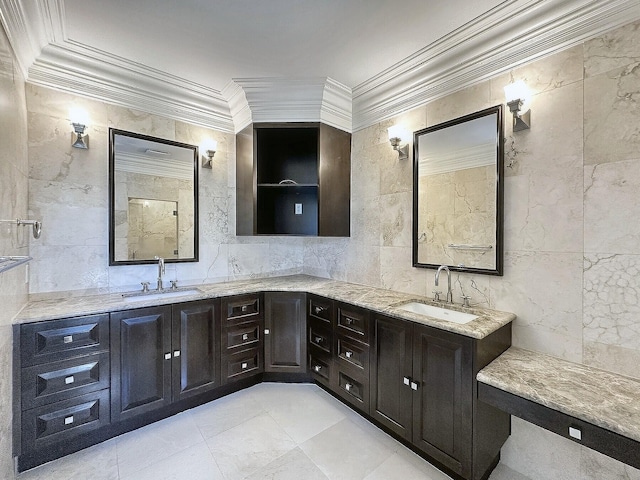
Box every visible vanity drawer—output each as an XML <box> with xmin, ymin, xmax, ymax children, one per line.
<box><xmin>309</xmin><ymin>320</ymin><xmax>332</xmax><ymax>354</ymax></box>
<box><xmin>223</xmin><ymin>294</ymin><xmax>261</xmax><ymax>324</ymax></box>
<box><xmin>337</xmin><ymin>335</ymin><xmax>369</xmax><ymax>372</ymax></box>
<box><xmin>21</xmin><ymin>314</ymin><xmax>110</xmax><ymax>366</ymax></box>
<box><xmin>309</xmin><ymin>352</ymin><xmax>332</xmax><ymax>386</ymax></box>
<box><xmin>308</xmin><ymin>295</ymin><xmax>333</xmax><ymax>326</ymax></box>
<box><xmin>222</xmin><ymin>347</ymin><xmax>263</xmax><ymax>384</ymax></box>
<box><xmin>21</xmin><ymin>352</ymin><xmax>110</xmax><ymax>410</ymax></box>
<box><xmin>337</xmin><ymin>304</ymin><xmax>370</xmax><ymax>344</ymax></box>
<box><xmin>223</xmin><ymin>321</ymin><xmax>261</xmax><ymax>351</ymax></box>
<box><xmin>337</xmin><ymin>370</ymin><xmax>369</xmax><ymax>413</ymax></box>
<box><xmin>22</xmin><ymin>388</ymin><xmax>110</xmax><ymax>451</ymax></box>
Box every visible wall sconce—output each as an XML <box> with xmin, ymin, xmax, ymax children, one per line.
<box><xmin>201</xmin><ymin>139</ymin><xmax>217</xmax><ymax>169</ymax></box>
<box><xmin>504</xmin><ymin>80</ymin><xmax>530</xmax><ymax>132</ymax></box>
<box><xmin>69</xmin><ymin>107</ymin><xmax>89</xmax><ymax>149</ymax></box>
<box><xmin>388</xmin><ymin>125</ymin><xmax>409</xmax><ymax>160</ymax></box>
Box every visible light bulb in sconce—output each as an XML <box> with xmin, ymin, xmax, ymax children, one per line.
<box><xmin>201</xmin><ymin>139</ymin><xmax>217</xmax><ymax>168</ymax></box>
<box><xmin>504</xmin><ymin>80</ymin><xmax>531</xmax><ymax>132</ymax></box>
<box><xmin>69</xmin><ymin>107</ymin><xmax>90</xmax><ymax>149</ymax></box>
<box><xmin>387</xmin><ymin>125</ymin><xmax>410</xmax><ymax>160</ymax></box>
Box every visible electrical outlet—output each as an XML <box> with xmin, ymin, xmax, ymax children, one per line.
<box><xmin>295</xmin><ymin>203</ymin><xmax>303</xmax><ymax>215</ymax></box>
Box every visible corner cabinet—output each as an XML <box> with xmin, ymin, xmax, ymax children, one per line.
<box><xmin>264</xmin><ymin>292</ymin><xmax>307</xmax><ymax>374</ymax></box>
<box><xmin>236</xmin><ymin>122</ymin><xmax>351</xmax><ymax>237</ymax></box>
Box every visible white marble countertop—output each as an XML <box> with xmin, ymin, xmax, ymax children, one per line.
<box><xmin>15</xmin><ymin>275</ymin><xmax>515</xmax><ymax>339</ymax></box>
<box><xmin>477</xmin><ymin>347</ymin><xmax>640</xmax><ymax>442</ymax></box>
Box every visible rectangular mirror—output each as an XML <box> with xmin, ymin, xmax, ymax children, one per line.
<box><xmin>413</xmin><ymin>105</ymin><xmax>504</xmax><ymax>275</ymax></box>
<box><xmin>109</xmin><ymin>128</ymin><xmax>199</xmax><ymax>265</ymax></box>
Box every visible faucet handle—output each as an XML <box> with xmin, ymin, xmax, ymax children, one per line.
<box><xmin>432</xmin><ymin>290</ymin><xmax>442</xmax><ymax>301</ymax></box>
<box><xmin>141</xmin><ymin>282</ymin><xmax>150</xmax><ymax>293</ymax></box>
<box><xmin>170</xmin><ymin>280</ymin><xmax>178</xmax><ymax>290</ymax></box>
<box><xmin>461</xmin><ymin>295</ymin><xmax>471</xmax><ymax>307</ymax></box>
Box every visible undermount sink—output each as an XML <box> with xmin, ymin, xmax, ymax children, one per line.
<box><xmin>396</xmin><ymin>301</ymin><xmax>478</xmax><ymax>324</ymax></box>
<box><xmin>122</xmin><ymin>288</ymin><xmax>201</xmax><ymax>302</ymax></box>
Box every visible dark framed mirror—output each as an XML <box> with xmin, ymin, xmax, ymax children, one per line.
<box><xmin>413</xmin><ymin>105</ymin><xmax>504</xmax><ymax>275</ymax></box>
<box><xmin>109</xmin><ymin>128</ymin><xmax>199</xmax><ymax>265</ymax></box>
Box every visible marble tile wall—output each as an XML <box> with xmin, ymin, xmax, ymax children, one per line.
<box><xmin>303</xmin><ymin>20</ymin><xmax>640</xmax><ymax>479</ymax></box>
<box><xmin>0</xmin><ymin>23</ymin><xmax>29</xmax><ymax>480</ymax></box>
<box><xmin>26</xmin><ymin>86</ymin><xmax>304</xmax><ymax>296</ymax></box>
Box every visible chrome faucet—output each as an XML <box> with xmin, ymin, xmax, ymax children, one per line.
<box><xmin>155</xmin><ymin>256</ymin><xmax>165</xmax><ymax>291</ymax></box>
<box><xmin>435</xmin><ymin>265</ymin><xmax>453</xmax><ymax>303</ymax></box>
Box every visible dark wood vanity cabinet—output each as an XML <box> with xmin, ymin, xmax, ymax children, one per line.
<box><xmin>308</xmin><ymin>294</ymin><xmax>335</xmax><ymax>388</ymax></box>
<box><xmin>111</xmin><ymin>300</ymin><xmax>220</xmax><ymax>422</ymax></box>
<box><xmin>236</xmin><ymin>122</ymin><xmax>351</xmax><ymax>237</ymax></box>
<box><xmin>371</xmin><ymin>313</ymin><xmax>511</xmax><ymax>480</ymax></box>
<box><xmin>264</xmin><ymin>292</ymin><xmax>307</xmax><ymax>373</ymax></box>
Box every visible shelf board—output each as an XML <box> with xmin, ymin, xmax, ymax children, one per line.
<box><xmin>257</xmin><ymin>183</ymin><xmax>319</xmax><ymax>188</ymax></box>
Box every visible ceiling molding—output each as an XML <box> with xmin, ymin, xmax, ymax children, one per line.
<box><xmin>420</xmin><ymin>143</ymin><xmax>496</xmax><ymax>176</ymax></box>
<box><xmin>115</xmin><ymin>152</ymin><xmax>193</xmax><ymax>181</ymax></box>
<box><xmin>352</xmin><ymin>0</ymin><xmax>640</xmax><ymax>131</ymax></box>
<box><xmin>227</xmin><ymin>77</ymin><xmax>352</xmax><ymax>133</ymax></box>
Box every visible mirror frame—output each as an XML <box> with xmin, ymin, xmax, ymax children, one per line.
<box><xmin>412</xmin><ymin>104</ymin><xmax>504</xmax><ymax>276</ymax></box>
<box><xmin>109</xmin><ymin>128</ymin><xmax>199</xmax><ymax>266</ymax></box>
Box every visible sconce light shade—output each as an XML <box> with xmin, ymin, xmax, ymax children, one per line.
<box><xmin>201</xmin><ymin>139</ymin><xmax>217</xmax><ymax>169</ymax></box>
<box><xmin>69</xmin><ymin>107</ymin><xmax>89</xmax><ymax>149</ymax></box>
<box><xmin>388</xmin><ymin>125</ymin><xmax>409</xmax><ymax>160</ymax></box>
<box><xmin>504</xmin><ymin>80</ymin><xmax>530</xmax><ymax>132</ymax></box>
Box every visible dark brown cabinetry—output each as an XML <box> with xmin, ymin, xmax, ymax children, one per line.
<box><xmin>236</xmin><ymin>122</ymin><xmax>351</xmax><ymax>237</ymax></box>
<box><xmin>15</xmin><ymin>314</ymin><xmax>111</xmax><ymax>461</ymax></box>
<box><xmin>111</xmin><ymin>300</ymin><xmax>220</xmax><ymax>422</ymax></box>
<box><xmin>308</xmin><ymin>295</ymin><xmax>335</xmax><ymax>388</ymax></box>
<box><xmin>221</xmin><ymin>294</ymin><xmax>264</xmax><ymax>384</ymax></box>
<box><xmin>370</xmin><ymin>313</ymin><xmax>511</xmax><ymax>480</ymax></box>
<box><xmin>264</xmin><ymin>292</ymin><xmax>307</xmax><ymax>373</ymax></box>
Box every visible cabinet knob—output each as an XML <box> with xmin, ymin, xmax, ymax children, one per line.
<box><xmin>345</xmin><ymin>351</ymin><xmax>353</xmax><ymax>358</ymax></box>
<box><xmin>173</xmin><ymin>350</ymin><xmax>180</xmax><ymax>357</ymax></box>
<box><xmin>64</xmin><ymin>415</ymin><xmax>74</xmax><ymax>425</ymax></box>
<box><xmin>314</xmin><ymin>336</ymin><xmax>323</xmax><ymax>344</ymax></box>
<box><xmin>410</xmin><ymin>381</ymin><xmax>419</xmax><ymax>391</ymax></box>
<box><xmin>345</xmin><ymin>383</ymin><xmax>352</xmax><ymax>392</ymax></box>
<box><xmin>164</xmin><ymin>353</ymin><xmax>171</xmax><ymax>360</ymax></box>
<box><xmin>314</xmin><ymin>306</ymin><xmax>323</xmax><ymax>314</ymax></box>
<box><xmin>242</xmin><ymin>333</ymin><xmax>249</xmax><ymax>341</ymax></box>
<box><xmin>403</xmin><ymin>376</ymin><xmax>411</xmax><ymax>386</ymax></box>
<box><xmin>314</xmin><ymin>365</ymin><xmax>322</xmax><ymax>372</ymax></box>
<box><xmin>345</xmin><ymin>317</ymin><xmax>353</xmax><ymax>325</ymax></box>
<box><xmin>65</xmin><ymin>375</ymin><xmax>75</xmax><ymax>385</ymax></box>
<box><xmin>241</xmin><ymin>305</ymin><xmax>248</xmax><ymax>312</ymax></box>
<box><xmin>264</xmin><ymin>329</ymin><xmax>270</xmax><ymax>335</ymax></box>
<box><xmin>241</xmin><ymin>362</ymin><xmax>248</xmax><ymax>370</ymax></box>
<box><xmin>63</xmin><ymin>335</ymin><xmax>73</xmax><ymax>344</ymax></box>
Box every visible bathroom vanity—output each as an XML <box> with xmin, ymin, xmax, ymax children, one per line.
<box><xmin>13</xmin><ymin>275</ymin><xmax>515</xmax><ymax>480</ymax></box>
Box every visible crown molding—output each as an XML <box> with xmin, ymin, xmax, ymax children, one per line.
<box><xmin>226</xmin><ymin>77</ymin><xmax>352</xmax><ymax>133</ymax></box>
<box><xmin>352</xmin><ymin>0</ymin><xmax>640</xmax><ymax>131</ymax></box>
<box><xmin>420</xmin><ymin>143</ymin><xmax>496</xmax><ymax>176</ymax></box>
<box><xmin>115</xmin><ymin>152</ymin><xmax>193</xmax><ymax>181</ymax></box>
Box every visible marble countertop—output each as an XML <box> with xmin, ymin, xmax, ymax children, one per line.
<box><xmin>477</xmin><ymin>347</ymin><xmax>640</xmax><ymax>443</ymax></box>
<box><xmin>15</xmin><ymin>275</ymin><xmax>515</xmax><ymax>339</ymax></box>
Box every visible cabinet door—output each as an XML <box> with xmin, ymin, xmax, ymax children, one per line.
<box><xmin>264</xmin><ymin>292</ymin><xmax>307</xmax><ymax>373</ymax></box>
<box><xmin>172</xmin><ymin>300</ymin><xmax>220</xmax><ymax>402</ymax></box>
<box><xmin>370</xmin><ymin>315</ymin><xmax>413</xmax><ymax>440</ymax></box>
<box><xmin>111</xmin><ymin>306</ymin><xmax>172</xmax><ymax>422</ymax></box>
<box><xmin>412</xmin><ymin>324</ymin><xmax>473</xmax><ymax>478</ymax></box>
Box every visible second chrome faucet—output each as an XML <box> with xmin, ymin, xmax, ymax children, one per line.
<box><xmin>435</xmin><ymin>265</ymin><xmax>453</xmax><ymax>303</ymax></box>
<box><xmin>155</xmin><ymin>256</ymin><xmax>165</xmax><ymax>291</ymax></box>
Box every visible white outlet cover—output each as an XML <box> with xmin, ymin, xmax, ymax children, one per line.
<box><xmin>295</xmin><ymin>203</ymin><xmax>303</xmax><ymax>215</ymax></box>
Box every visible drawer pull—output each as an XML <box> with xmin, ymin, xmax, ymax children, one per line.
<box><xmin>314</xmin><ymin>306</ymin><xmax>323</xmax><ymax>314</ymax></box>
<box><xmin>164</xmin><ymin>353</ymin><xmax>171</xmax><ymax>360</ymax></box>
<box><xmin>241</xmin><ymin>362</ymin><xmax>248</xmax><ymax>369</ymax></box>
<box><xmin>63</xmin><ymin>335</ymin><xmax>73</xmax><ymax>344</ymax></box>
<box><xmin>241</xmin><ymin>305</ymin><xmax>248</xmax><ymax>312</ymax></box>
<box><xmin>314</xmin><ymin>365</ymin><xmax>322</xmax><ymax>372</ymax></box>
<box><xmin>264</xmin><ymin>329</ymin><xmax>270</xmax><ymax>335</ymax></box>
<box><xmin>345</xmin><ymin>383</ymin><xmax>352</xmax><ymax>392</ymax></box>
<box><xmin>569</xmin><ymin>426</ymin><xmax>582</xmax><ymax>440</ymax></box>
<box><xmin>345</xmin><ymin>351</ymin><xmax>353</xmax><ymax>358</ymax></box>
<box><xmin>410</xmin><ymin>381</ymin><xmax>419</xmax><ymax>391</ymax></box>
<box><xmin>345</xmin><ymin>317</ymin><xmax>354</xmax><ymax>325</ymax></box>
<box><xmin>314</xmin><ymin>336</ymin><xmax>323</xmax><ymax>344</ymax></box>
<box><xmin>242</xmin><ymin>333</ymin><xmax>249</xmax><ymax>341</ymax></box>
<box><xmin>403</xmin><ymin>376</ymin><xmax>411</xmax><ymax>386</ymax></box>
<box><xmin>173</xmin><ymin>350</ymin><xmax>180</xmax><ymax>357</ymax></box>
<box><xmin>65</xmin><ymin>375</ymin><xmax>75</xmax><ymax>385</ymax></box>
<box><xmin>64</xmin><ymin>415</ymin><xmax>74</xmax><ymax>425</ymax></box>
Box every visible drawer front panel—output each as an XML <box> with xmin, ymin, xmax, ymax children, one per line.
<box><xmin>337</xmin><ymin>336</ymin><xmax>369</xmax><ymax>372</ymax></box>
<box><xmin>338</xmin><ymin>370</ymin><xmax>367</xmax><ymax>407</ymax></box>
<box><xmin>22</xmin><ymin>389</ymin><xmax>110</xmax><ymax>451</ymax></box>
<box><xmin>222</xmin><ymin>347</ymin><xmax>262</xmax><ymax>383</ymax></box>
<box><xmin>309</xmin><ymin>321</ymin><xmax>332</xmax><ymax>354</ymax></box>
<box><xmin>21</xmin><ymin>314</ymin><xmax>109</xmax><ymax>366</ymax></box>
<box><xmin>309</xmin><ymin>352</ymin><xmax>332</xmax><ymax>383</ymax></box>
<box><xmin>337</xmin><ymin>305</ymin><xmax>369</xmax><ymax>343</ymax></box>
<box><xmin>224</xmin><ymin>295</ymin><xmax>261</xmax><ymax>323</ymax></box>
<box><xmin>224</xmin><ymin>322</ymin><xmax>260</xmax><ymax>350</ymax></box>
<box><xmin>308</xmin><ymin>296</ymin><xmax>333</xmax><ymax>325</ymax></box>
<box><xmin>22</xmin><ymin>352</ymin><xmax>110</xmax><ymax>409</ymax></box>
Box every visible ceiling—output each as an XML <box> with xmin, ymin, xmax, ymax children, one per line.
<box><xmin>2</xmin><ymin>0</ymin><xmax>640</xmax><ymax>132</ymax></box>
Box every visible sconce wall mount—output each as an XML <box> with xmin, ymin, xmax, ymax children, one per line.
<box><xmin>69</xmin><ymin>107</ymin><xmax>90</xmax><ymax>149</ymax></box>
<box><xmin>201</xmin><ymin>139</ymin><xmax>217</xmax><ymax>169</ymax></box>
<box><xmin>504</xmin><ymin>80</ymin><xmax>531</xmax><ymax>132</ymax></box>
<box><xmin>388</xmin><ymin>125</ymin><xmax>409</xmax><ymax>160</ymax></box>
<box><xmin>71</xmin><ymin>123</ymin><xmax>88</xmax><ymax>149</ymax></box>
<box><xmin>203</xmin><ymin>149</ymin><xmax>215</xmax><ymax>169</ymax></box>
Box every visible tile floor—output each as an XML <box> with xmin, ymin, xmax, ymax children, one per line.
<box><xmin>15</xmin><ymin>383</ymin><xmax>524</xmax><ymax>480</ymax></box>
